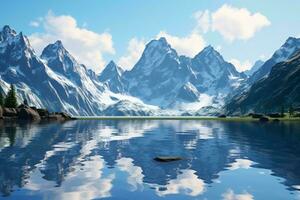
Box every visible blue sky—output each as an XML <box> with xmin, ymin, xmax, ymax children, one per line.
<box><xmin>1</xmin><ymin>0</ymin><xmax>300</xmax><ymax>72</ymax></box>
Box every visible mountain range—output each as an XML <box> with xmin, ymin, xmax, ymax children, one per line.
<box><xmin>0</xmin><ymin>25</ymin><xmax>299</xmax><ymax>116</ymax></box>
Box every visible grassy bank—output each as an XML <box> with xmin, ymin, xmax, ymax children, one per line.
<box><xmin>76</xmin><ymin>116</ymin><xmax>300</xmax><ymax>121</ymax></box>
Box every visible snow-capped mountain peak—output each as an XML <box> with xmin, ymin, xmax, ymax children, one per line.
<box><xmin>194</xmin><ymin>45</ymin><xmax>223</xmax><ymax>63</ymax></box>
<box><xmin>248</xmin><ymin>37</ymin><xmax>300</xmax><ymax>84</ymax></box>
<box><xmin>99</xmin><ymin>60</ymin><xmax>123</xmax><ymax>79</ymax></box>
<box><xmin>98</xmin><ymin>60</ymin><xmax>125</xmax><ymax>93</ymax></box>
<box><xmin>41</xmin><ymin>40</ymin><xmax>81</xmax><ymax>76</ymax></box>
<box><xmin>273</xmin><ymin>37</ymin><xmax>300</xmax><ymax>63</ymax></box>
<box><xmin>0</xmin><ymin>25</ymin><xmax>17</xmax><ymax>41</ymax></box>
<box><xmin>129</xmin><ymin>37</ymin><xmax>179</xmax><ymax>76</ymax></box>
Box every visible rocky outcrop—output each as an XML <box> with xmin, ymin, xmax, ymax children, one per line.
<box><xmin>0</xmin><ymin>105</ymin><xmax>74</xmax><ymax>122</ymax></box>
<box><xmin>3</xmin><ymin>108</ymin><xmax>18</xmax><ymax>117</ymax></box>
<box><xmin>18</xmin><ymin>107</ymin><xmax>41</xmax><ymax>121</ymax></box>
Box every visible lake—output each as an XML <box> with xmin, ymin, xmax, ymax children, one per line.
<box><xmin>0</xmin><ymin>120</ymin><xmax>300</xmax><ymax>200</ymax></box>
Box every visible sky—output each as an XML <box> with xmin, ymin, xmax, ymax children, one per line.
<box><xmin>1</xmin><ymin>0</ymin><xmax>300</xmax><ymax>73</ymax></box>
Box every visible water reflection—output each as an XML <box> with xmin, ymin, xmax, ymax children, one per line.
<box><xmin>0</xmin><ymin>120</ymin><xmax>299</xmax><ymax>199</ymax></box>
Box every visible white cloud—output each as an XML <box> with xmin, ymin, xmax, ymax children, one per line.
<box><xmin>29</xmin><ymin>21</ymin><xmax>40</xmax><ymax>27</ymax></box>
<box><xmin>193</xmin><ymin>10</ymin><xmax>211</xmax><ymax>33</ymax></box>
<box><xmin>230</xmin><ymin>58</ymin><xmax>252</xmax><ymax>72</ymax></box>
<box><xmin>211</xmin><ymin>4</ymin><xmax>271</xmax><ymax>41</ymax></box>
<box><xmin>222</xmin><ymin>189</ymin><xmax>254</xmax><ymax>200</ymax></box>
<box><xmin>155</xmin><ymin>169</ymin><xmax>205</xmax><ymax>196</ymax></box>
<box><xmin>227</xmin><ymin>159</ymin><xmax>254</xmax><ymax>170</ymax></box>
<box><xmin>118</xmin><ymin>38</ymin><xmax>146</xmax><ymax>70</ymax></box>
<box><xmin>29</xmin><ymin>11</ymin><xmax>115</xmax><ymax>73</ymax></box>
<box><xmin>157</xmin><ymin>31</ymin><xmax>206</xmax><ymax>57</ymax></box>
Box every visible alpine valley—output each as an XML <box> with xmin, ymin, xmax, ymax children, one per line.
<box><xmin>1</xmin><ymin>25</ymin><xmax>300</xmax><ymax>116</ymax></box>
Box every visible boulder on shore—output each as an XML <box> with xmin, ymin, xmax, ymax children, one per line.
<box><xmin>3</xmin><ymin>108</ymin><xmax>18</xmax><ymax>117</ymax></box>
<box><xmin>37</xmin><ymin>108</ymin><xmax>49</xmax><ymax>118</ymax></box>
<box><xmin>259</xmin><ymin>116</ymin><xmax>269</xmax><ymax>122</ymax></box>
<box><xmin>250</xmin><ymin>113</ymin><xmax>264</xmax><ymax>119</ymax></box>
<box><xmin>18</xmin><ymin>107</ymin><xmax>41</xmax><ymax>121</ymax></box>
<box><xmin>48</xmin><ymin>112</ymin><xmax>73</xmax><ymax>121</ymax></box>
<box><xmin>0</xmin><ymin>105</ymin><xmax>75</xmax><ymax>122</ymax></box>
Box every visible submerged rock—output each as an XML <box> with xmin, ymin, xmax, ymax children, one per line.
<box><xmin>154</xmin><ymin>156</ymin><xmax>182</xmax><ymax>162</ymax></box>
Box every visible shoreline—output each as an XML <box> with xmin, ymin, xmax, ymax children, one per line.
<box><xmin>75</xmin><ymin>116</ymin><xmax>300</xmax><ymax>121</ymax></box>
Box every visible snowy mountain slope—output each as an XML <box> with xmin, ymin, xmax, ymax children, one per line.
<box><xmin>0</xmin><ymin>25</ymin><xmax>156</xmax><ymax>116</ymax></box>
<box><xmin>226</xmin><ymin>49</ymin><xmax>300</xmax><ymax>115</ymax></box>
<box><xmin>5</xmin><ymin>24</ymin><xmax>293</xmax><ymax>116</ymax></box>
<box><xmin>114</xmin><ymin>39</ymin><xmax>246</xmax><ymax>109</ymax></box>
<box><xmin>98</xmin><ymin>61</ymin><xmax>125</xmax><ymax>93</ymax></box>
<box><xmin>244</xmin><ymin>60</ymin><xmax>264</xmax><ymax>76</ymax></box>
<box><xmin>248</xmin><ymin>37</ymin><xmax>300</xmax><ymax>84</ymax></box>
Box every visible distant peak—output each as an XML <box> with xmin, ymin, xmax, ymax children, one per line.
<box><xmin>147</xmin><ymin>37</ymin><xmax>170</xmax><ymax>48</ymax></box>
<box><xmin>105</xmin><ymin>60</ymin><xmax>123</xmax><ymax>73</ymax></box>
<box><xmin>54</xmin><ymin>40</ymin><xmax>63</xmax><ymax>46</ymax></box>
<box><xmin>158</xmin><ymin>37</ymin><xmax>168</xmax><ymax>44</ymax></box>
<box><xmin>194</xmin><ymin>45</ymin><xmax>222</xmax><ymax>60</ymax></box>
<box><xmin>107</xmin><ymin>60</ymin><xmax>117</xmax><ymax>67</ymax></box>
<box><xmin>2</xmin><ymin>25</ymin><xmax>15</xmax><ymax>33</ymax></box>
<box><xmin>285</xmin><ymin>37</ymin><xmax>300</xmax><ymax>46</ymax></box>
<box><xmin>42</xmin><ymin>40</ymin><xmax>66</xmax><ymax>54</ymax></box>
<box><xmin>1</xmin><ymin>25</ymin><xmax>17</xmax><ymax>39</ymax></box>
<box><xmin>203</xmin><ymin>45</ymin><xmax>216</xmax><ymax>52</ymax></box>
<box><xmin>52</xmin><ymin>40</ymin><xmax>65</xmax><ymax>50</ymax></box>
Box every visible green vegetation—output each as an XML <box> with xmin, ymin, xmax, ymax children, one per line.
<box><xmin>4</xmin><ymin>84</ymin><xmax>18</xmax><ymax>108</ymax></box>
<box><xmin>289</xmin><ymin>105</ymin><xmax>295</xmax><ymax>118</ymax></box>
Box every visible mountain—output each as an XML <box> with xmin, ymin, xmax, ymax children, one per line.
<box><xmin>0</xmin><ymin>25</ymin><xmax>260</xmax><ymax>116</ymax></box>
<box><xmin>98</xmin><ymin>61</ymin><xmax>125</xmax><ymax>93</ymax></box>
<box><xmin>244</xmin><ymin>60</ymin><xmax>264</xmax><ymax>76</ymax></box>
<box><xmin>119</xmin><ymin>38</ymin><xmax>246</xmax><ymax>109</ymax></box>
<box><xmin>190</xmin><ymin>45</ymin><xmax>246</xmax><ymax>96</ymax></box>
<box><xmin>248</xmin><ymin>37</ymin><xmax>300</xmax><ymax>84</ymax></box>
<box><xmin>102</xmin><ymin>100</ymin><xmax>159</xmax><ymax>116</ymax></box>
<box><xmin>0</xmin><ymin>25</ymin><xmax>140</xmax><ymax>116</ymax></box>
<box><xmin>226</xmin><ymin>50</ymin><xmax>300</xmax><ymax>115</ymax></box>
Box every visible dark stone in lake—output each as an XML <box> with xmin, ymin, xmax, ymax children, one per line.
<box><xmin>154</xmin><ymin>156</ymin><xmax>182</xmax><ymax>162</ymax></box>
<box><xmin>259</xmin><ymin>116</ymin><xmax>269</xmax><ymax>122</ymax></box>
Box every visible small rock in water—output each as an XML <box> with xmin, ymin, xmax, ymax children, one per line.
<box><xmin>154</xmin><ymin>156</ymin><xmax>182</xmax><ymax>162</ymax></box>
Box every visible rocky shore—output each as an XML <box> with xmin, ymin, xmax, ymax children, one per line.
<box><xmin>0</xmin><ymin>104</ymin><xmax>75</xmax><ymax>122</ymax></box>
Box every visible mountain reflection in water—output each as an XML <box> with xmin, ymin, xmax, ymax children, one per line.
<box><xmin>0</xmin><ymin>120</ymin><xmax>300</xmax><ymax>199</ymax></box>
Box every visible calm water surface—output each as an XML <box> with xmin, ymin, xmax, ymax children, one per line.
<box><xmin>0</xmin><ymin>120</ymin><xmax>300</xmax><ymax>200</ymax></box>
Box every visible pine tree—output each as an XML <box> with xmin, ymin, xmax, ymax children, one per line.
<box><xmin>289</xmin><ymin>105</ymin><xmax>294</xmax><ymax>118</ymax></box>
<box><xmin>4</xmin><ymin>84</ymin><xmax>18</xmax><ymax>108</ymax></box>
<box><xmin>280</xmin><ymin>105</ymin><xmax>285</xmax><ymax>118</ymax></box>
<box><xmin>0</xmin><ymin>92</ymin><xmax>3</xmax><ymax>107</ymax></box>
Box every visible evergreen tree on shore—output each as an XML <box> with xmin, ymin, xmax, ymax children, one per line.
<box><xmin>0</xmin><ymin>92</ymin><xmax>3</xmax><ymax>107</ymax></box>
<box><xmin>289</xmin><ymin>105</ymin><xmax>294</xmax><ymax>118</ymax></box>
<box><xmin>4</xmin><ymin>84</ymin><xmax>18</xmax><ymax>108</ymax></box>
